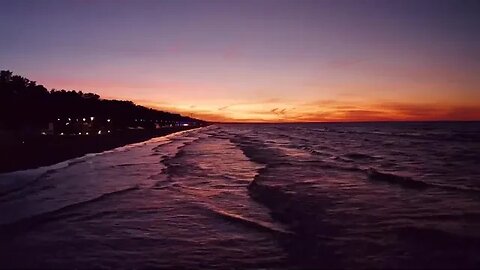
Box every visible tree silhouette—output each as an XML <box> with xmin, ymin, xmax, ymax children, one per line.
<box><xmin>0</xmin><ymin>70</ymin><xmax>204</xmax><ymax>132</ymax></box>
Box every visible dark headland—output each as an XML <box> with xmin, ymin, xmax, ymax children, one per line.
<box><xmin>0</xmin><ymin>70</ymin><xmax>208</xmax><ymax>173</ymax></box>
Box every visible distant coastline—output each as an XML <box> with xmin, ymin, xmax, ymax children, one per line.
<box><xmin>0</xmin><ymin>70</ymin><xmax>208</xmax><ymax>173</ymax></box>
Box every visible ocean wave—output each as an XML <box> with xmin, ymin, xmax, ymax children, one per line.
<box><xmin>345</xmin><ymin>153</ymin><xmax>376</xmax><ymax>160</ymax></box>
<box><xmin>0</xmin><ymin>131</ymin><xmax>194</xmax><ymax>198</ymax></box>
<box><xmin>0</xmin><ymin>157</ymin><xmax>88</xmax><ymax>198</ymax></box>
<box><xmin>247</xmin><ymin>168</ymin><xmax>329</xmax><ymax>227</ymax></box>
<box><xmin>247</xmin><ymin>178</ymin><xmax>293</xmax><ymax>214</ymax></box>
<box><xmin>298</xmin><ymin>145</ymin><xmax>332</xmax><ymax>157</ymax></box>
<box><xmin>152</xmin><ymin>140</ymin><xmax>174</xmax><ymax>151</ymax></box>
<box><xmin>246</xmin><ymin>170</ymin><xmax>341</xmax><ymax>268</ymax></box>
<box><xmin>200</xmin><ymin>204</ymin><xmax>293</xmax><ymax>235</ymax></box>
<box><xmin>157</xmin><ymin>135</ymin><xmax>206</xmax><ymax>179</ymax></box>
<box><xmin>333</xmin><ymin>156</ymin><xmax>354</xmax><ymax>163</ymax></box>
<box><xmin>318</xmin><ymin>162</ymin><xmax>362</xmax><ymax>172</ymax></box>
<box><xmin>0</xmin><ymin>169</ymin><xmax>63</xmax><ymax>199</ymax></box>
<box><xmin>109</xmin><ymin>162</ymin><xmax>153</xmax><ymax>168</ymax></box>
<box><xmin>395</xmin><ymin>226</ymin><xmax>480</xmax><ymax>246</ymax></box>
<box><xmin>229</xmin><ymin>137</ymin><xmax>284</xmax><ymax>166</ymax></box>
<box><xmin>366</xmin><ymin>168</ymin><xmax>480</xmax><ymax>194</ymax></box>
<box><xmin>322</xmin><ymin>127</ymin><xmax>480</xmax><ymax>143</ymax></box>
<box><xmin>366</xmin><ymin>169</ymin><xmax>430</xmax><ymax>189</ymax></box>
<box><xmin>408</xmin><ymin>212</ymin><xmax>480</xmax><ymax>222</ymax></box>
<box><xmin>161</xmin><ymin>149</ymin><xmax>190</xmax><ymax>179</ymax></box>
<box><xmin>0</xmin><ymin>186</ymin><xmax>140</xmax><ymax>236</ymax></box>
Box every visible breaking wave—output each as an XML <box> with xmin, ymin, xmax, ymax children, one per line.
<box><xmin>367</xmin><ymin>168</ymin><xmax>480</xmax><ymax>194</ymax></box>
<box><xmin>0</xmin><ymin>186</ymin><xmax>140</xmax><ymax>235</ymax></box>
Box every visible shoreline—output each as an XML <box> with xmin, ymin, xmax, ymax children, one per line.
<box><xmin>0</xmin><ymin>126</ymin><xmax>202</xmax><ymax>173</ymax></box>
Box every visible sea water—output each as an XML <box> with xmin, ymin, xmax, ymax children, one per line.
<box><xmin>1</xmin><ymin>122</ymin><xmax>479</xmax><ymax>268</ymax></box>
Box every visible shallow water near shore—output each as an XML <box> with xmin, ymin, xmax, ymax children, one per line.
<box><xmin>1</xmin><ymin>122</ymin><xmax>480</xmax><ymax>268</ymax></box>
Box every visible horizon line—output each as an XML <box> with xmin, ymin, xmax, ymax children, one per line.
<box><xmin>209</xmin><ymin>119</ymin><xmax>480</xmax><ymax>124</ymax></box>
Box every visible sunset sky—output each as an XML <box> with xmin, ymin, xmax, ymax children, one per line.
<box><xmin>1</xmin><ymin>0</ymin><xmax>479</xmax><ymax>122</ymax></box>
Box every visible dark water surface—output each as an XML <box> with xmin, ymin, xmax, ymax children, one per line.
<box><xmin>1</xmin><ymin>123</ymin><xmax>480</xmax><ymax>269</ymax></box>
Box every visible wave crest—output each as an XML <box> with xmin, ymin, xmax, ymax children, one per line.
<box><xmin>367</xmin><ymin>168</ymin><xmax>429</xmax><ymax>189</ymax></box>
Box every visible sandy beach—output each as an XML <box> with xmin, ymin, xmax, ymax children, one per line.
<box><xmin>0</xmin><ymin>126</ymin><xmax>200</xmax><ymax>173</ymax></box>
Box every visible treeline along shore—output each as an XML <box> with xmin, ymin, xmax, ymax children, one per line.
<box><xmin>0</xmin><ymin>70</ymin><xmax>208</xmax><ymax>173</ymax></box>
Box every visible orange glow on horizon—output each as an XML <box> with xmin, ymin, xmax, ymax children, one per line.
<box><xmin>4</xmin><ymin>0</ymin><xmax>480</xmax><ymax>124</ymax></box>
<box><xmin>138</xmin><ymin>99</ymin><xmax>480</xmax><ymax>123</ymax></box>
<box><xmin>39</xmin><ymin>67</ymin><xmax>480</xmax><ymax>123</ymax></box>
<box><xmin>37</xmin><ymin>64</ymin><xmax>480</xmax><ymax>124</ymax></box>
